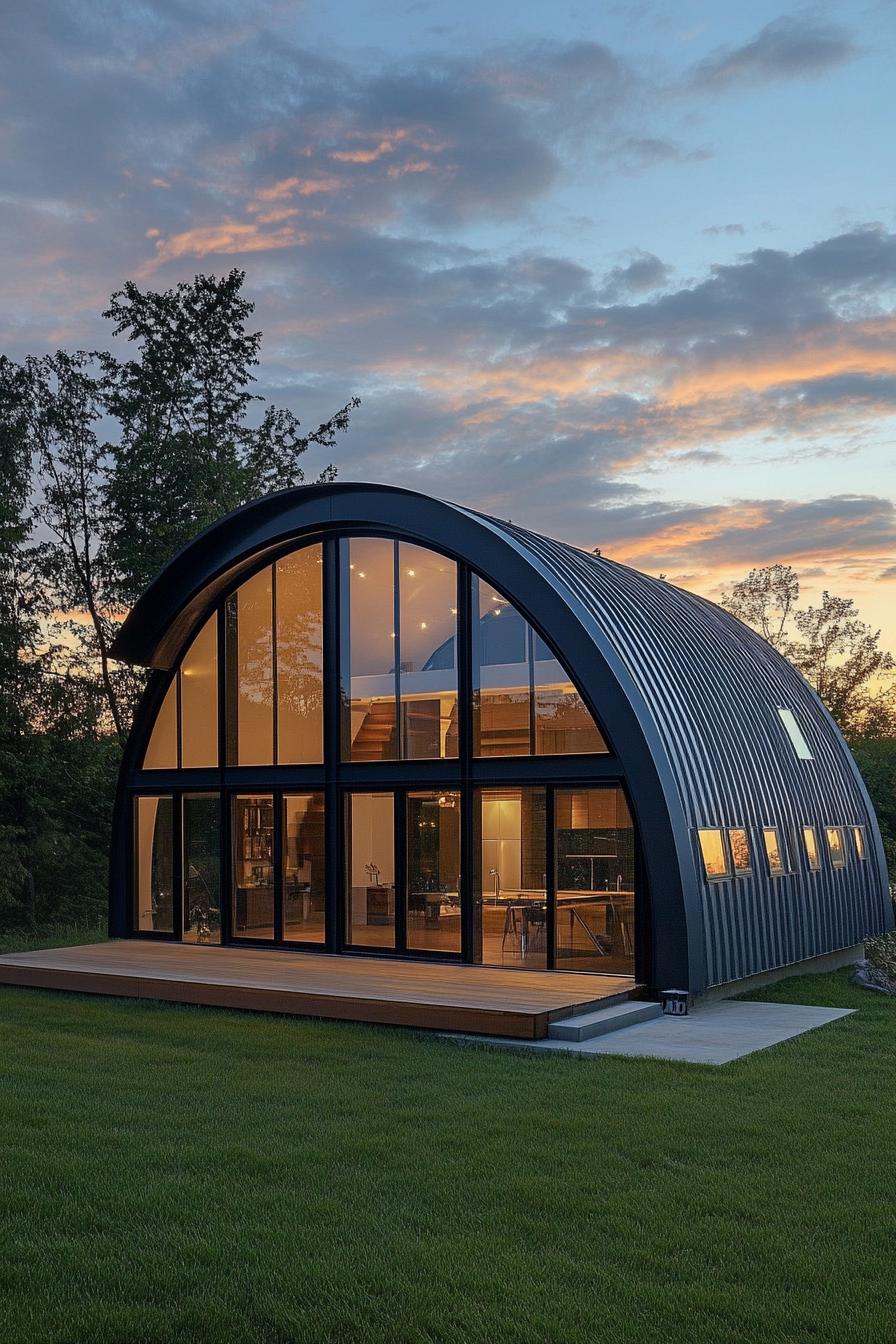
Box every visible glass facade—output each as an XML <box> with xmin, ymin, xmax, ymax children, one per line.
<box><xmin>134</xmin><ymin>795</ymin><xmax>174</xmax><ymax>932</ymax></box>
<box><xmin>345</xmin><ymin>791</ymin><xmax>395</xmax><ymax>948</ymax></box>
<box><xmin>407</xmin><ymin>791</ymin><xmax>461</xmax><ymax>954</ymax></box>
<box><xmin>474</xmin><ymin>787</ymin><xmax>547</xmax><ymax>969</ymax></box>
<box><xmin>555</xmin><ymin>788</ymin><xmax>634</xmax><ymax>975</ymax></box>
<box><xmin>130</xmin><ymin>533</ymin><xmax>631</xmax><ymax>972</ymax></box>
<box><xmin>471</xmin><ymin>575</ymin><xmax>607</xmax><ymax>757</ymax></box>
<box><xmin>232</xmin><ymin>794</ymin><xmax>275</xmax><ymax>938</ymax></box>
<box><xmin>276</xmin><ymin>548</ymin><xmax>324</xmax><ymax>764</ymax></box>
<box><xmin>399</xmin><ymin>544</ymin><xmax>458</xmax><ymax>760</ymax></box>
<box><xmin>283</xmin><ymin>794</ymin><xmax>326</xmax><ymax>942</ymax></box>
<box><xmin>226</xmin><ymin>569</ymin><xmax>274</xmax><ymax>767</ymax></box>
<box><xmin>341</xmin><ymin>538</ymin><xmax>397</xmax><ymax>762</ymax></box>
<box><xmin>183</xmin><ymin>793</ymin><xmax>221</xmax><ymax>943</ymax></box>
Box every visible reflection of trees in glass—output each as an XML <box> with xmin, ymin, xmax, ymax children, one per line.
<box><xmin>277</xmin><ymin>607</ymin><xmax>323</xmax><ymax>720</ymax></box>
<box><xmin>237</xmin><ymin>582</ymin><xmax>273</xmax><ymax>709</ymax></box>
<box><xmin>728</xmin><ymin>828</ymin><xmax>751</xmax><ymax>872</ymax></box>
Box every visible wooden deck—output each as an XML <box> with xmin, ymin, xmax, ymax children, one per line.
<box><xmin>0</xmin><ymin>941</ymin><xmax>636</xmax><ymax>1039</ymax></box>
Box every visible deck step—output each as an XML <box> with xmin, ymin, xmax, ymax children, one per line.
<box><xmin>548</xmin><ymin>1000</ymin><xmax>662</xmax><ymax>1042</ymax></box>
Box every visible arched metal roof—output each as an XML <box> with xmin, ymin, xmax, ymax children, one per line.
<box><xmin>112</xmin><ymin>481</ymin><xmax>892</xmax><ymax>988</ymax></box>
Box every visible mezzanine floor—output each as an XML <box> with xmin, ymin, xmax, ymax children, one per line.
<box><xmin>0</xmin><ymin>940</ymin><xmax>636</xmax><ymax>1039</ymax></box>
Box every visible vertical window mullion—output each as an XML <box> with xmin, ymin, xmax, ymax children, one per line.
<box><xmin>273</xmin><ymin>789</ymin><xmax>284</xmax><ymax>943</ymax></box>
<box><xmin>458</xmin><ymin>564</ymin><xmax>474</xmax><ymax>963</ymax></box>
<box><xmin>323</xmin><ymin>538</ymin><xmax>342</xmax><ymax>952</ymax></box>
<box><xmin>393</xmin><ymin>541</ymin><xmax>401</xmax><ymax>759</ymax></box>
<box><xmin>175</xmin><ymin>669</ymin><xmax>183</xmax><ymax>770</ymax></box>
<box><xmin>173</xmin><ymin>791</ymin><xmax>184</xmax><ymax>941</ymax></box>
<box><xmin>395</xmin><ymin>788</ymin><xmax>407</xmax><ymax>954</ymax></box>
<box><xmin>546</xmin><ymin>786</ymin><xmax>556</xmax><ymax>970</ymax></box>
<box><xmin>527</xmin><ymin>624</ymin><xmax>536</xmax><ymax>757</ymax></box>
<box><xmin>271</xmin><ymin>561</ymin><xmax>279</xmax><ymax>765</ymax></box>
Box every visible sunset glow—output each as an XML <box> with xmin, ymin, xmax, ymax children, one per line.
<box><xmin>3</xmin><ymin>0</ymin><xmax>894</xmax><ymax>647</ymax></box>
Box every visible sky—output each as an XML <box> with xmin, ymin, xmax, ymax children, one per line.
<box><xmin>2</xmin><ymin>0</ymin><xmax>896</xmax><ymax>646</ymax></box>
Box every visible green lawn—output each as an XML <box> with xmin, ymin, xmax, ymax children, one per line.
<box><xmin>0</xmin><ymin>958</ymin><xmax>894</xmax><ymax>1344</ymax></box>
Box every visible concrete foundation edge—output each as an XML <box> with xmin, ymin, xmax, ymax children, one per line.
<box><xmin>698</xmin><ymin>942</ymin><xmax>864</xmax><ymax>1003</ymax></box>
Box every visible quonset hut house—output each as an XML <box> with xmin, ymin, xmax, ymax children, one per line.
<box><xmin>106</xmin><ymin>482</ymin><xmax>892</xmax><ymax>1003</ymax></box>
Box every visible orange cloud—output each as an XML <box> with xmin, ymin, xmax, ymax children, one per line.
<box><xmin>148</xmin><ymin>220</ymin><xmax>313</xmax><ymax>265</ymax></box>
<box><xmin>253</xmin><ymin>175</ymin><xmax>342</xmax><ymax>202</ymax></box>
<box><xmin>387</xmin><ymin>159</ymin><xmax>435</xmax><ymax>178</ymax></box>
<box><xmin>664</xmin><ymin>318</ymin><xmax>896</xmax><ymax>403</ymax></box>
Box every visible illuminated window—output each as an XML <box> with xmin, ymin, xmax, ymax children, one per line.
<box><xmin>142</xmin><ymin>678</ymin><xmax>177</xmax><ymax>769</ymax></box>
<box><xmin>728</xmin><ymin>828</ymin><xmax>751</xmax><ymax>874</ymax></box>
<box><xmin>778</xmin><ymin>708</ymin><xmax>813</xmax><ymax>760</ymax></box>
<box><xmin>276</xmin><ymin>546</ymin><xmax>324</xmax><ymax>764</ymax></box>
<box><xmin>803</xmin><ymin>826</ymin><xmax>821</xmax><ymax>871</ymax></box>
<box><xmin>283</xmin><ymin>794</ymin><xmax>326</xmax><ymax>942</ymax></box>
<box><xmin>399</xmin><ymin>543</ymin><xmax>458</xmax><ymax>760</ymax></box>
<box><xmin>180</xmin><ymin>614</ymin><xmax>218</xmax><ymax>768</ymax></box>
<box><xmin>133</xmin><ymin>795</ymin><xmax>174</xmax><ymax>931</ymax></box>
<box><xmin>225</xmin><ymin>568</ymin><xmax>274</xmax><ymax>766</ymax></box>
<box><xmin>471</xmin><ymin>575</ymin><xmax>607</xmax><ymax>757</ymax></box>
<box><xmin>826</xmin><ymin>826</ymin><xmax>846</xmax><ymax>869</ymax></box>
<box><xmin>763</xmin><ymin>827</ymin><xmax>786</xmax><ymax>876</ymax></box>
<box><xmin>698</xmin><ymin>828</ymin><xmax>729</xmax><ymax>879</ymax></box>
<box><xmin>183</xmin><ymin>793</ymin><xmax>221</xmax><ymax>943</ymax></box>
<box><xmin>853</xmin><ymin>825</ymin><xmax>867</xmax><ymax>861</ymax></box>
<box><xmin>340</xmin><ymin>538</ymin><xmax>397</xmax><ymax>762</ymax></box>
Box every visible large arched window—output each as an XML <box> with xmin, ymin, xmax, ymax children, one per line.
<box><xmin>131</xmin><ymin>534</ymin><xmax>628</xmax><ymax>973</ymax></box>
<box><xmin>141</xmin><ymin>536</ymin><xmax>606</xmax><ymax>769</ymax></box>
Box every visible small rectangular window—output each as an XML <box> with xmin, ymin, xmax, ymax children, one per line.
<box><xmin>826</xmin><ymin>826</ymin><xmax>846</xmax><ymax>869</ymax></box>
<box><xmin>853</xmin><ymin>826</ymin><xmax>867</xmax><ymax>861</ymax></box>
<box><xmin>728</xmin><ymin>828</ymin><xmax>751</xmax><ymax>874</ymax></box>
<box><xmin>763</xmin><ymin>827</ymin><xmax>786</xmax><ymax>876</ymax></box>
<box><xmin>803</xmin><ymin>826</ymin><xmax>821</xmax><ymax>872</ymax></box>
<box><xmin>778</xmin><ymin>708</ymin><xmax>813</xmax><ymax>760</ymax></box>
<box><xmin>698</xmin><ymin>828</ymin><xmax>729</xmax><ymax>879</ymax></box>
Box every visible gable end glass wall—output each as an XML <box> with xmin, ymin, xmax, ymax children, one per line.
<box><xmin>128</xmin><ymin>533</ymin><xmax>636</xmax><ymax>977</ymax></box>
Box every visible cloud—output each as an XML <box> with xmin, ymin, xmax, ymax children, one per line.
<box><xmin>703</xmin><ymin>223</ymin><xmax>745</xmax><ymax>237</ymax></box>
<box><xmin>608</xmin><ymin>137</ymin><xmax>711</xmax><ymax>171</ymax></box>
<box><xmin>598</xmin><ymin>251</ymin><xmax>673</xmax><ymax>301</ymax></box>
<box><xmin>599</xmin><ymin>495</ymin><xmax>896</xmax><ymax>570</ymax></box>
<box><xmin>692</xmin><ymin>16</ymin><xmax>857</xmax><ymax>89</ymax></box>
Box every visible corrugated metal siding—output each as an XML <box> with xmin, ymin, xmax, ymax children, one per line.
<box><xmin>489</xmin><ymin>519</ymin><xmax>891</xmax><ymax>987</ymax></box>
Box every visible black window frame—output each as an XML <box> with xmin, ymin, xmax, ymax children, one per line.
<box><xmin>125</xmin><ymin>528</ymin><xmax>640</xmax><ymax>975</ymax></box>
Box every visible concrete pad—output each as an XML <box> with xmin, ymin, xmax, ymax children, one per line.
<box><xmin>447</xmin><ymin>999</ymin><xmax>855</xmax><ymax>1065</ymax></box>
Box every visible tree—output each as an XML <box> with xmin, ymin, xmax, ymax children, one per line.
<box><xmin>11</xmin><ymin>352</ymin><xmax>132</xmax><ymax>738</ymax></box>
<box><xmin>719</xmin><ymin>563</ymin><xmax>799</xmax><ymax>650</ymax></box>
<box><xmin>0</xmin><ymin>355</ymin><xmax>37</xmax><ymax>921</ymax></box>
<box><xmin>721</xmin><ymin>565</ymin><xmax>895</xmax><ymax>741</ymax></box>
<box><xmin>3</xmin><ymin>271</ymin><xmax>358</xmax><ymax>737</ymax></box>
<box><xmin>101</xmin><ymin>270</ymin><xmax>358</xmax><ymax>602</ymax></box>
<box><xmin>0</xmin><ymin>272</ymin><xmax>357</xmax><ymax>930</ymax></box>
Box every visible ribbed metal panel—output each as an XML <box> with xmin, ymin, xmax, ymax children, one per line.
<box><xmin>488</xmin><ymin>519</ymin><xmax>891</xmax><ymax>987</ymax></box>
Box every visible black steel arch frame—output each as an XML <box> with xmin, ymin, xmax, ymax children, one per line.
<box><xmin>110</xmin><ymin>483</ymin><xmax>698</xmax><ymax>990</ymax></box>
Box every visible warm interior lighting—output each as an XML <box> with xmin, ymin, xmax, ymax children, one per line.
<box><xmin>803</xmin><ymin>826</ymin><xmax>821</xmax><ymax>871</ymax></box>
<box><xmin>697</xmin><ymin>828</ymin><xmax>729</xmax><ymax>879</ymax></box>
<box><xmin>826</xmin><ymin>826</ymin><xmax>846</xmax><ymax>868</ymax></box>
<box><xmin>763</xmin><ymin>827</ymin><xmax>786</xmax><ymax>876</ymax></box>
